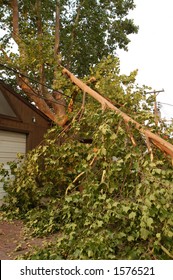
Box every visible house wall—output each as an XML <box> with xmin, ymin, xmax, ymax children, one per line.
<box><xmin>0</xmin><ymin>82</ymin><xmax>51</xmax><ymax>151</ymax></box>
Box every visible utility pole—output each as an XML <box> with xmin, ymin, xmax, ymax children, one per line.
<box><xmin>146</xmin><ymin>89</ymin><xmax>164</xmax><ymax>126</ymax></box>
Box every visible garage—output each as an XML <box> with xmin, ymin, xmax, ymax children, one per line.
<box><xmin>0</xmin><ymin>130</ymin><xmax>26</xmax><ymax>163</ymax></box>
<box><xmin>0</xmin><ymin>81</ymin><xmax>51</xmax><ymax>200</ymax></box>
<box><xmin>0</xmin><ymin>130</ymin><xmax>26</xmax><ymax>199</ymax></box>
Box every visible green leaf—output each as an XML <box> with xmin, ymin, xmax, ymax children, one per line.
<box><xmin>88</xmin><ymin>250</ymin><xmax>94</xmax><ymax>258</ymax></box>
<box><xmin>65</xmin><ymin>196</ymin><xmax>73</xmax><ymax>203</ymax></box>
<box><xmin>156</xmin><ymin>233</ymin><xmax>161</xmax><ymax>239</ymax></box>
<box><xmin>110</xmin><ymin>133</ymin><xmax>117</xmax><ymax>140</ymax></box>
<box><xmin>122</xmin><ymin>206</ymin><xmax>130</xmax><ymax>213</ymax></box>
<box><xmin>97</xmin><ymin>220</ymin><xmax>104</xmax><ymax>227</ymax></box>
<box><xmin>100</xmin><ymin>147</ymin><xmax>107</xmax><ymax>156</ymax></box>
<box><xmin>127</xmin><ymin>235</ymin><xmax>135</xmax><ymax>242</ymax></box>
<box><xmin>140</xmin><ymin>228</ymin><xmax>150</xmax><ymax>240</ymax></box>
<box><xmin>129</xmin><ymin>212</ymin><xmax>136</xmax><ymax>219</ymax></box>
<box><xmin>146</xmin><ymin>217</ymin><xmax>153</xmax><ymax>228</ymax></box>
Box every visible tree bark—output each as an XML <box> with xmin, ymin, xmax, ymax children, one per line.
<box><xmin>35</xmin><ymin>0</ymin><xmax>45</xmax><ymax>95</ymax></box>
<box><xmin>17</xmin><ymin>75</ymin><xmax>67</xmax><ymax>126</ymax></box>
<box><xmin>66</xmin><ymin>0</ymin><xmax>84</xmax><ymax>69</ymax></box>
<box><xmin>11</xmin><ymin>0</ymin><xmax>25</xmax><ymax>57</ymax></box>
<box><xmin>54</xmin><ymin>0</ymin><xmax>60</xmax><ymax>58</ymax></box>
<box><xmin>11</xmin><ymin>0</ymin><xmax>19</xmax><ymax>42</ymax></box>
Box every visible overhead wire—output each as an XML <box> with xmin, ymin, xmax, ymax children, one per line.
<box><xmin>2</xmin><ymin>64</ymin><xmax>173</xmax><ymax>110</ymax></box>
<box><xmin>18</xmin><ymin>75</ymin><xmax>67</xmax><ymax>108</ymax></box>
<box><xmin>159</xmin><ymin>101</ymin><xmax>173</xmax><ymax>107</ymax></box>
<box><xmin>0</xmin><ymin>30</ymin><xmax>72</xmax><ymax>99</ymax></box>
<box><xmin>0</xmin><ymin>63</ymin><xmax>71</xmax><ymax>99</ymax></box>
<box><xmin>0</xmin><ymin>65</ymin><xmax>68</xmax><ymax>107</ymax></box>
<box><xmin>4</xmin><ymin>32</ymin><xmax>173</xmax><ymax>112</ymax></box>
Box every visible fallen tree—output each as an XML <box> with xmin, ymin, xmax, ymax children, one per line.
<box><xmin>1</xmin><ymin>105</ymin><xmax>173</xmax><ymax>260</ymax></box>
<box><xmin>62</xmin><ymin>67</ymin><xmax>173</xmax><ymax>160</ymax></box>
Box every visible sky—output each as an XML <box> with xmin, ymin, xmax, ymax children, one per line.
<box><xmin>117</xmin><ymin>0</ymin><xmax>173</xmax><ymax>120</ymax></box>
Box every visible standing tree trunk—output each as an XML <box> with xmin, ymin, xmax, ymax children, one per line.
<box><xmin>10</xmin><ymin>0</ymin><xmax>68</xmax><ymax>126</ymax></box>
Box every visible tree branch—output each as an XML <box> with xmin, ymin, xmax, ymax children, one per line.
<box><xmin>62</xmin><ymin>67</ymin><xmax>173</xmax><ymax>159</ymax></box>
<box><xmin>17</xmin><ymin>75</ymin><xmax>67</xmax><ymax>126</ymax></box>
<box><xmin>11</xmin><ymin>0</ymin><xmax>26</xmax><ymax>65</ymax></box>
<box><xmin>35</xmin><ymin>0</ymin><xmax>45</xmax><ymax>95</ymax></box>
<box><xmin>145</xmin><ymin>135</ymin><xmax>154</xmax><ymax>162</ymax></box>
<box><xmin>66</xmin><ymin>0</ymin><xmax>85</xmax><ymax>69</ymax></box>
<box><xmin>11</xmin><ymin>0</ymin><xmax>19</xmax><ymax>43</ymax></box>
<box><xmin>54</xmin><ymin>0</ymin><xmax>60</xmax><ymax>58</ymax></box>
<box><xmin>159</xmin><ymin>243</ymin><xmax>173</xmax><ymax>259</ymax></box>
<box><xmin>125</xmin><ymin>122</ymin><xmax>137</xmax><ymax>147</ymax></box>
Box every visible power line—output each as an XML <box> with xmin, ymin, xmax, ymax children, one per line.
<box><xmin>0</xmin><ymin>64</ymin><xmax>71</xmax><ymax>107</ymax></box>
<box><xmin>18</xmin><ymin>75</ymin><xmax>67</xmax><ymax>108</ymax></box>
<box><xmin>159</xmin><ymin>101</ymin><xmax>173</xmax><ymax>107</ymax></box>
<box><xmin>0</xmin><ymin>63</ymin><xmax>71</xmax><ymax>99</ymax></box>
<box><xmin>3</xmin><ymin>63</ymin><xmax>173</xmax><ymax>110</ymax></box>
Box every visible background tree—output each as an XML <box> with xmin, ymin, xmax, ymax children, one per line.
<box><xmin>0</xmin><ymin>0</ymin><xmax>138</xmax><ymax>125</ymax></box>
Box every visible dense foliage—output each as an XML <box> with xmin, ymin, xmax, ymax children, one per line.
<box><xmin>0</xmin><ymin>0</ymin><xmax>138</xmax><ymax>125</ymax></box>
<box><xmin>0</xmin><ymin>0</ymin><xmax>138</xmax><ymax>77</ymax></box>
<box><xmin>1</xmin><ymin>57</ymin><xmax>173</xmax><ymax>260</ymax></box>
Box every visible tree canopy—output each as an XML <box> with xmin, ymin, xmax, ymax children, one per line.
<box><xmin>0</xmin><ymin>0</ymin><xmax>138</xmax><ymax>75</ymax></box>
<box><xmin>0</xmin><ymin>0</ymin><xmax>138</xmax><ymax>125</ymax></box>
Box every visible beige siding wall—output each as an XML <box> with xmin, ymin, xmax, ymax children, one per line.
<box><xmin>0</xmin><ymin>130</ymin><xmax>26</xmax><ymax>199</ymax></box>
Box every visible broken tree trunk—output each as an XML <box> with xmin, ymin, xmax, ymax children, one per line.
<box><xmin>62</xmin><ymin>67</ymin><xmax>173</xmax><ymax>159</ymax></box>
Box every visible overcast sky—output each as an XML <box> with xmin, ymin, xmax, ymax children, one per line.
<box><xmin>117</xmin><ymin>0</ymin><xmax>173</xmax><ymax>119</ymax></box>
